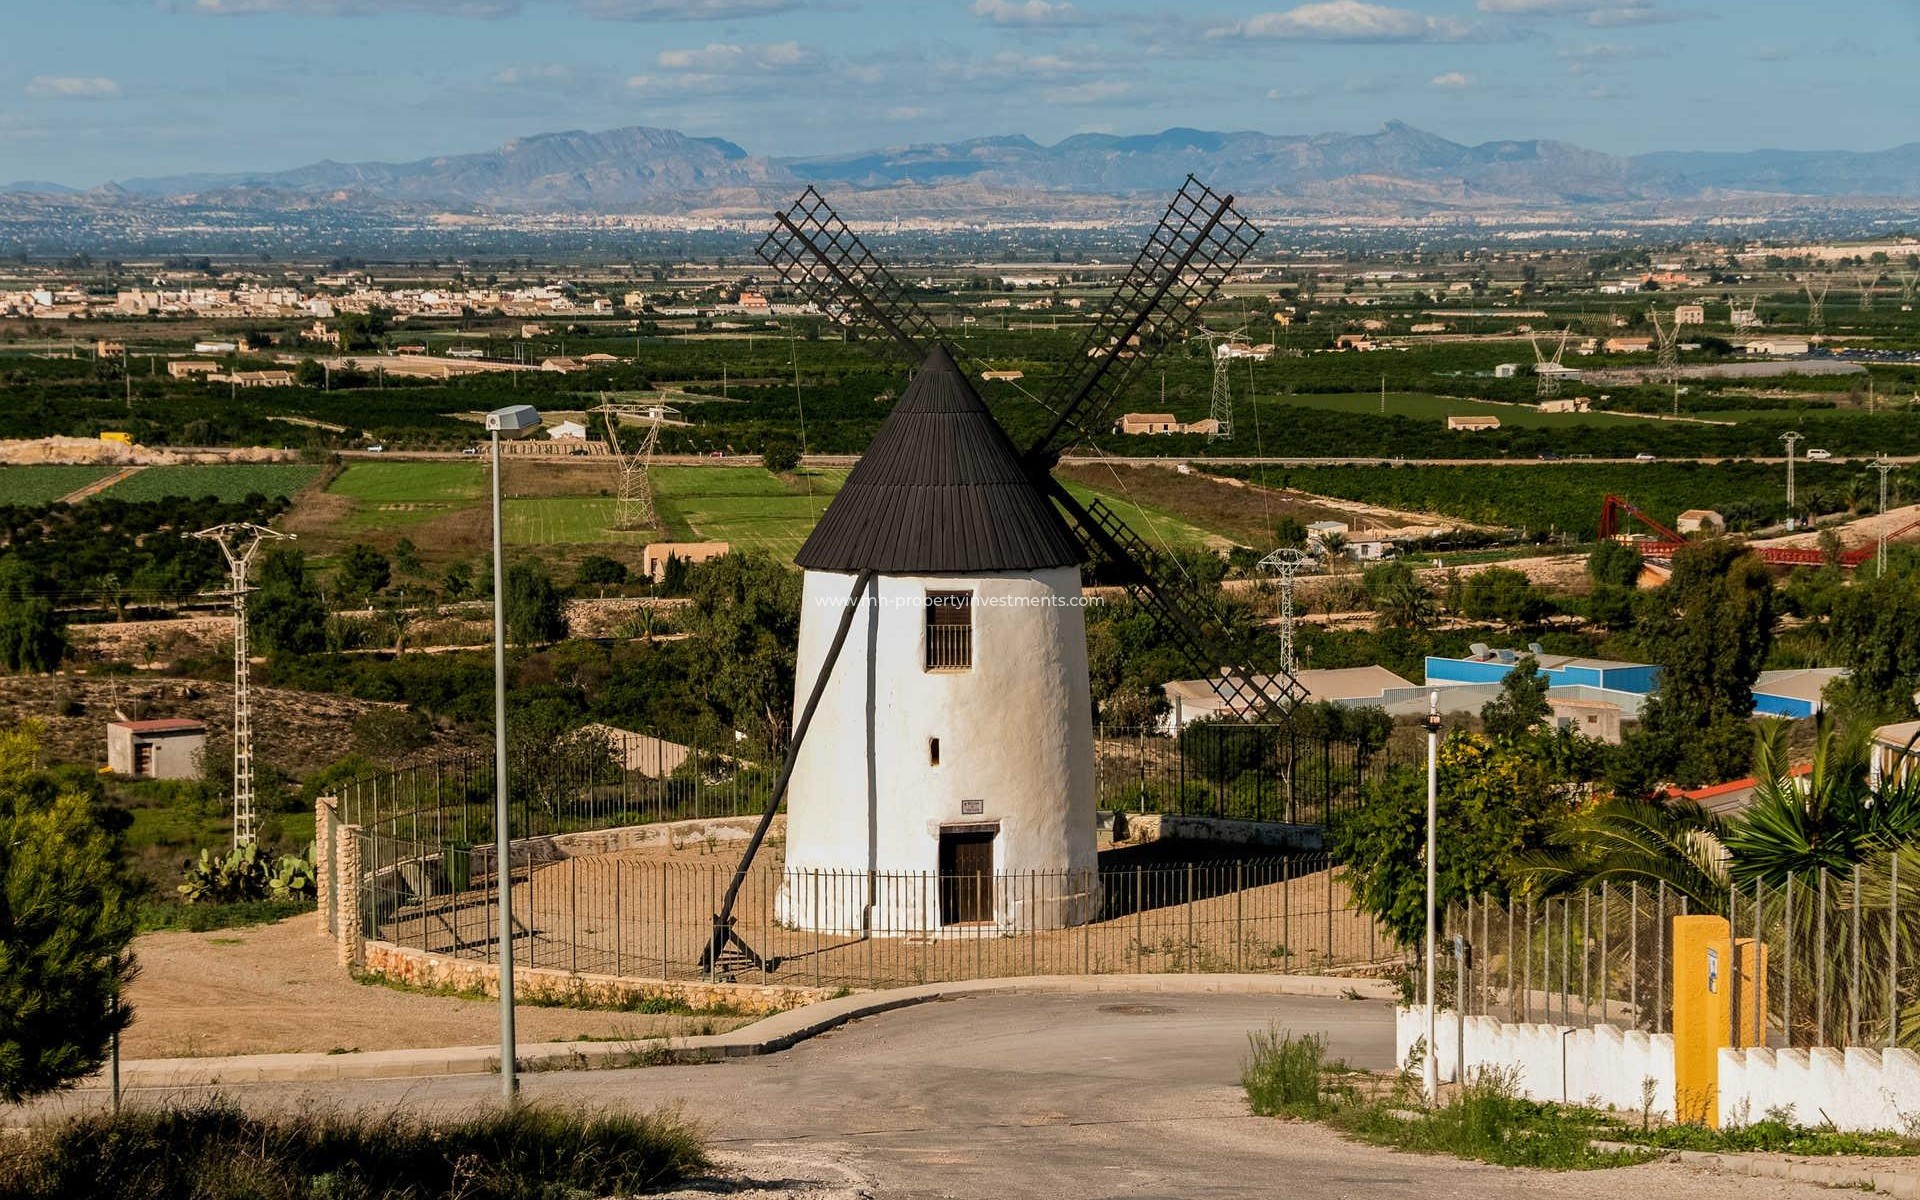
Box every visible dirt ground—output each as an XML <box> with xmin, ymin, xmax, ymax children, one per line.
<box><xmin>120</xmin><ymin>916</ymin><xmax>751</xmax><ymax>1059</ymax></box>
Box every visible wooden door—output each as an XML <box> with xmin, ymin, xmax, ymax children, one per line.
<box><xmin>939</xmin><ymin>827</ymin><xmax>995</xmax><ymax>925</ymax></box>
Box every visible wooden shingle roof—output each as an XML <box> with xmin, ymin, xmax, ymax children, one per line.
<box><xmin>793</xmin><ymin>344</ymin><xmax>1082</xmax><ymax>574</ymax></box>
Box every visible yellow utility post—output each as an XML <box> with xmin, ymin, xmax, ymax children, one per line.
<box><xmin>1671</xmin><ymin>914</ymin><xmax>1766</xmax><ymax>1127</ymax></box>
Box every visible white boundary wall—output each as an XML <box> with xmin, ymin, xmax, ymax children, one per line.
<box><xmin>1398</xmin><ymin>1008</ymin><xmax>1920</xmax><ymax>1131</ymax></box>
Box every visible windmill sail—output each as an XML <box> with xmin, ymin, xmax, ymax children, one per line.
<box><xmin>756</xmin><ymin>186</ymin><xmax>941</xmax><ymax>359</ymax></box>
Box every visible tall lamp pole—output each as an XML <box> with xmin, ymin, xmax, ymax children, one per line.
<box><xmin>1423</xmin><ymin>691</ymin><xmax>1442</xmax><ymax>1102</ymax></box>
<box><xmin>485</xmin><ymin>404</ymin><xmax>541</xmax><ymax>1102</ymax></box>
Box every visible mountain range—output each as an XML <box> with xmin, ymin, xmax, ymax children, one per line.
<box><xmin>11</xmin><ymin>122</ymin><xmax>1920</xmax><ymax>218</ymax></box>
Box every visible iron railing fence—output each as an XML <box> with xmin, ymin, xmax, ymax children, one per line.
<box><xmin>1093</xmin><ymin>722</ymin><xmax>1398</xmax><ymax>826</ymax></box>
<box><xmin>1427</xmin><ymin>861</ymin><xmax>1920</xmax><ymax>1052</ymax></box>
<box><xmin>356</xmin><ymin>833</ymin><xmax>1394</xmax><ymax>990</ymax></box>
<box><xmin>334</xmin><ymin>723</ymin><xmax>1394</xmax><ymax>850</ymax></box>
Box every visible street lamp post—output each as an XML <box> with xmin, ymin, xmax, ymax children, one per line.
<box><xmin>1423</xmin><ymin>691</ymin><xmax>1442</xmax><ymax>1102</ymax></box>
<box><xmin>484</xmin><ymin>403</ymin><xmax>541</xmax><ymax>1102</ymax></box>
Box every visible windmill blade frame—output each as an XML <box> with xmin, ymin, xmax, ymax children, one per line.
<box><xmin>755</xmin><ymin>186</ymin><xmax>941</xmax><ymax>361</ymax></box>
<box><xmin>1026</xmin><ymin>175</ymin><xmax>1262</xmax><ymax>464</ymax></box>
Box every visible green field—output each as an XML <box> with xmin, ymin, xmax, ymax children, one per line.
<box><xmin>101</xmin><ymin>464</ymin><xmax>321</xmax><ymax>502</ymax></box>
<box><xmin>1279</xmin><ymin>392</ymin><xmax>1646</xmax><ymax>428</ymax></box>
<box><xmin>1057</xmin><ymin>479</ymin><xmax>1227</xmax><ymax>554</ymax></box>
<box><xmin>328</xmin><ymin>461</ymin><xmax>487</xmax><ymax>531</ymax></box>
<box><xmin>0</xmin><ymin>465</ymin><xmax>113</xmax><ymax>506</ymax></box>
<box><xmin>328</xmin><ymin>461</ymin><xmax>485</xmax><ymax>503</ymax></box>
<box><xmin>649</xmin><ymin>466</ymin><xmax>846</xmax><ymax>558</ymax></box>
<box><xmin>504</xmin><ymin>497</ymin><xmax>649</xmax><ymax>545</ymax></box>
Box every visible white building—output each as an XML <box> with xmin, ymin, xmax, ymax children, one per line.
<box><xmin>777</xmin><ymin>346</ymin><xmax>1097</xmax><ymax>934</ymax></box>
<box><xmin>546</xmin><ymin>419</ymin><xmax>588</xmax><ymax>440</ymax></box>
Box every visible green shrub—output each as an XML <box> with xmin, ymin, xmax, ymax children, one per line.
<box><xmin>1241</xmin><ymin>1027</ymin><xmax>1331</xmax><ymax>1118</ymax></box>
<box><xmin>178</xmin><ymin>842</ymin><xmax>315</xmax><ymax>905</ymax></box>
<box><xmin>0</xmin><ymin>1100</ymin><xmax>708</xmax><ymax>1199</ymax></box>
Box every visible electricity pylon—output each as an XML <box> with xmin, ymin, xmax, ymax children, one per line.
<box><xmin>1257</xmin><ymin>547</ymin><xmax>1315</xmax><ymax>677</ymax></box>
<box><xmin>1780</xmin><ymin>431</ymin><xmax>1805</xmax><ymax>512</ymax></box>
<box><xmin>1650</xmin><ymin>309</ymin><xmax>1681</xmax><ymax>414</ymax></box>
<box><xmin>1530</xmin><ymin>327</ymin><xmax>1570</xmax><ymax>400</ymax></box>
<box><xmin>1198</xmin><ymin>326</ymin><xmax>1247</xmax><ymax>441</ymax></box>
<box><xmin>1872</xmin><ymin>455</ymin><xmax>1900</xmax><ymax>578</ymax></box>
<box><xmin>191</xmin><ymin>522</ymin><xmax>292</xmax><ymax>846</ymax></box>
<box><xmin>1805</xmin><ymin>276</ymin><xmax>1832</xmax><ymax>331</ymax></box>
<box><xmin>593</xmin><ymin>401</ymin><xmax>679</xmax><ymax>530</ymax></box>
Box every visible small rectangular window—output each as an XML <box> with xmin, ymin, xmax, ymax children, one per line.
<box><xmin>929</xmin><ymin>737</ymin><xmax>941</xmax><ymax>766</ymax></box>
<box><xmin>925</xmin><ymin>590</ymin><xmax>973</xmax><ymax>671</ymax></box>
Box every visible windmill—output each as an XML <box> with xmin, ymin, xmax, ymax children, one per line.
<box><xmin>190</xmin><ymin>522</ymin><xmax>291</xmax><ymax>846</ymax></box>
<box><xmin>1530</xmin><ymin>327</ymin><xmax>1571</xmax><ymax>399</ymax></box>
<box><xmin>1806</xmin><ymin>275</ymin><xmax>1832</xmax><ymax>331</ymax></box>
<box><xmin>700</xmin><ymin>178</ymin><xmax>1301</xmax><ymax>975</ymax></box>
<box><xmin>1196</xmin><ymin>324</ymin><xmax>1248</xmax><ymax>441</ymax></box>
<box><xmin>592</xmin><ymin>400</ymin><xmax>677</xmax><ymax>530</ymax></box>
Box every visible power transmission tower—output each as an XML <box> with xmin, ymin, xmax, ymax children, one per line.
<box><xmin>1256</xmin><ymin>547</ymin><xmax>1314</xmax><ymax>677</ymax></box>
<box><xmin>1872</xmin><ymin>455</ymin><xmax>1900</xmax><ymax>578</ymax></box>
<box><xmin>1805</xmin><ymin>276</ymin><xmax>1832</xmax><ymax>332</ymax></box>
<box><xmin>1650</xmin><ymin>309</ymin><xmax>1680</xmax><ymax>414</ymax></box>
<box><xmin>1899</xmin><ymin>271</ymin><xmax>1919</xmax><ymax>305</ymax></box>
<box><xmin>593</xmin><ymin>401</ymin><xmax>679</xmax><ymax>530</ymax></box>
<box><xmin>1197</xmin><ymin>325</ymin><xmax>1247</xmax><ymax>441</ymax></box>
<box><xmin>1858</xmin><ymin>270</ymin><xmax>1877</xmax><ymax>311</ymax></box>
<box><xmin>190</xmin><ymin>522</ymin><xmax>291</xmax><ymax>846</ymax></box>
<box><xmin>1779</xmin><ymin>431</ymin><xmax>1805</xmax><ymax>513</ymax></box>
<box><xmin>1530</xmin><ymin>327</ymin><xmax>1570</xmax><ymax>400</ymax></box>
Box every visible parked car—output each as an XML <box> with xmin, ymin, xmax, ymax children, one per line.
<box><xmin>1634</xmin><ymin>452</ymin><xmax>1657</xmax><ymax>462</ymax></box>
<box><xmin>366</xmin><ymin>444</ymin><xmax>385</xmax><ymax>453</ymax></box>
<box><xmin>462</xmin><ymin>446</ymin><xmax>479</xmax><ymax>456</ymax></box>
<box><xmin>1806</xmin><ymin>448</ymin><xmax>1833</xmax><ymax>461</ymax></box>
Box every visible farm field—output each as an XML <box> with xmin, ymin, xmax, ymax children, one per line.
<box><xmin>1057</xmin><ymin>478</ymin><xmax>1232</xmax><ymax>554</ymax></box>
<box><xmin>649</xmin><ymin>465</ymin><xmax>847</xmax><ymax>559</ymax></box>
<box><xmin>99</xmin><ymin>464</ymin><xmax>321</xmax><ymax>502</ymax></box>
<box><xmin>1254</xmin><ymin>461</ymin><xmax>1817</xmax><ymax>539</ymax></box>
<box><xmin>503</xmin><ymin>497</ymin><xmax>648</xmax><ymax>545</ymax></box>
<box><xmin>0</xmin><ymin>465</ymin><xmax>113</xmax><ymax>505</ymax></box>
<box><xmin>325</xmin><ymin>460</ymin><xmax>488</xmax><ymax>532</ymax></box>
<box><xmin>1275</xmin><ymin>392</ymin><xmax>1647</xmax><ymax>428</ymax></box>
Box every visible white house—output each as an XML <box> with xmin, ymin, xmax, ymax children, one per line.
<box><xmin>777</xmin><ymin>346</ymin><xmax>1097</xmax><ymax>935</ymax></box>
<box><xmin>546</xmin><ymin>419</ymin><xmax>588</xmax><ymax>440</ymax></box>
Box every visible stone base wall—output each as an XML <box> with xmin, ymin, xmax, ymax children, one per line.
<box><xmin>360</xmin><ymin>941</ymin><xmax>840</xmax><ymax>1016</ymax></box>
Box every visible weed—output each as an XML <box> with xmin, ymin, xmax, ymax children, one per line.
<box><xmin>1241</xmin><ymin>1027</ymin><xmax>1333</xmax><ymax>1119</ymax></box>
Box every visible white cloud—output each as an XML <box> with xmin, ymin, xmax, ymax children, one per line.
<box><xmin>490</xmin><ymin>63</ymin><xmax>575</xmax><ymax>86</ymax></box>
<box><xmin>1218</xmin><ymin>2</ymin><xmax>1477</xmax><ymax>43</ymax></box>
<box><xmin>576</xmin><ymin>0</ymin><xmax>799</xmax><ymax>19</ymax></box>
<box><xmin>25</xmin><ymin>75</ymin><xmax>122</xmax><ymax>99</ymax></box>
<box><xmin>653</xmin><ymin>40</ymin><xmax>818</xmax><ymax>73</ymax></box>
<box><xmin>1476</xmin><ymin>0</ymin><xmax>1674</xmax><ymax>27</ymax></box>
<box><xmin>1041</xmin><ymin>79</ymin><xmax>1131</xmax><ymax>105</ymax></box>
<box><xmin>970</xmin><ymin>0</ymin><xmax>1089</xmax><ymax>27</ymax></box>
<box><xmin>1428</xmin><ymin>71</ymin><xmax>1475</xmax><ymax>89</ymax></box>
<box><xmin>1265</xmin><ymin>86</ymin><xmax>1313</xmax><ymax>102</ymax></box>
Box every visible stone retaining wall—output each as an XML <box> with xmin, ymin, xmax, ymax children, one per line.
<box><xmin>360</xmin><ymin>941</ymin><xmax>840</xmax><ymax>1016</ymax></box>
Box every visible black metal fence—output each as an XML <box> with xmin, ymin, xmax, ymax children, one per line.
<box><xmin>1093</xmin><ymin>722</ymin><xmax>1397</xmax><ymax>826</ymax></box>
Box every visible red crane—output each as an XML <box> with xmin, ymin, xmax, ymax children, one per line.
<box><xmin>1600</xmin><ymin>493</ymin><xmax>1920</xmax><ymax>570</ymax></box>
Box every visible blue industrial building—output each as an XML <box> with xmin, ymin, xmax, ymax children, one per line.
<box><xmin>1423</xmin><ymin>644</ymin><xmax>1662</xmax><ymax>695</ymax></box>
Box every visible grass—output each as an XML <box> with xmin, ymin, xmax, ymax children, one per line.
<box><xmin>649</xmin><ymin>465</ymin><xmax>846</xmax><ymax>559</ymax></box>
<box><xmin>329</xmin><ymin>460</ymin><xmax>486</xmax><ymax>504</ymax></box>
<box><xmin>100</xmin><ymin>464</ymin><xmax>321</xmax><ymax>503</ymax></box>
<box><xmin>136</xmin><ymin>897</ymin><xmax>311</xmax><ymax>933</ymax></box>
<box><xmin>0</xmin><ymin>465</ymin><xmax>113</xmax><ymax>505</ymax></box>
<box><xmin>504</xmin><ymin>497</ymin><xmax>650</xmax><ymax>546</ymax></box>
<box><xmin>0</xmin><ymin>1100</ymin><xmax>707</xmax><ymax>1199</ymax></box>
<box><xmin>1623</xmin><ymin>1117</ymin><xmax>1920</xmax><ymax>1157</ymax></box>
<box><xmin>1057</xmin><ymin>477</ymin><xmax>1236</xmax><ymax>553</ymax></box>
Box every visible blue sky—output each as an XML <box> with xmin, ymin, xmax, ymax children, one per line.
<box><xmin>3</xmin><ymin>0</ymin><xmax>1914</xmax><ymax>185</ymax></box>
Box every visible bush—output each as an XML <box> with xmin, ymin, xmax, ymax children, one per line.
<box><xmin>178</xmin><ymin>842</ymin><xmax>315</xmax><ymax>905</ymax></box>
<box><xmin>1242</xmin><ymin>1028</ymin><xmax>1331</xmax><ymax>1118</ymax></box>
<box><xmin>0</xmin><ymin>1100</ymin><xmax>708</xmax><ymax>1199</ymax></box>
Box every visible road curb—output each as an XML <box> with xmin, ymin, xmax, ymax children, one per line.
<box><xmin>90</xmin><ymin>973</ymin><xmax>1393</xmax><ymax>1090</ymax></box>
<box><xmin>1592</xmin><ymin>1140</ymin><xmax>1920</xmax><ymax>1196</ymax></box>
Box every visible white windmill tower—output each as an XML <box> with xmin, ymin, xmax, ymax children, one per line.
<box><xmin>775</xmin><ymin>346</ymin><xmax>1096</xmax><ymax>934</ymax></box>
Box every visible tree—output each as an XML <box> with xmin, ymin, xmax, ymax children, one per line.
<box><xmin>575</xmin><ymin>555</ymin><xmax>628</xmax><ymax>592</ymax></box>
<box><xmin>1614</xmin><ymin>540</ymin><xmax>1775</xmax><ymax>790</ymax></box>
<box><xmin>0</xmin><ymin>723</ymin><xmax>137</xmax><ymax>1101</ymax></box>
<box><xmin>0</xmin><ymin>558</ymin><xmax>65</xmax><ymax>673</ymax></box>
<box><xmin>1725</xmin><ymin>719</ymin><xmax>1920</xmax><ymax>885</ymax></box>
<box><xmin>505</xmin><ymin>559</ymin><xmax>566</xmax><ymax>645</ymax></box>
<box><xmin>1272</xmin><ymin>515</ymin><xmax>1308</xmax><ymax>548</ymax></box>
<box><xmin>334</xmin><ymin>543</ymin><xmax>390</xmax><ymax>605</ymax></box>
<box><xmin>678</xmin><ymin>553</ymin><xmax>801</xmax><ymax>753</ymax></box>
<box><xmin>249</xmin><ymin>545</ymin><xmax>326</xmax><ymax>656</ymax></box>
<box><xmin>1586</xmin><ymin>540</ymin><xmax>1643</xmax><ymax>589</ymax></box>
<box><xmin>1363</xmin><ymin>560</ymin><xmax>1436</xmax><ymax>631</ymax></box>
<box><xmin>1826</xmin><ymin>553</ymin><xmax>1920</xmax><ymax>716</ymax></box>
<box><xmin>1458</xmin><ymin>566</ymin><xmax>1549</xmax><ymax>628</ymax></box>
<box><xmin>761</xmin><ymin>439</ymin><xmax>801</xmax><ymax>474</ymax></box>
<box><xmin>1480</xmin><ymin>655</ymin><xmax>1550</xmax><ymax>742</ymax></box>
<box><xmin>1332</xmin><ymin>731</ymin><xmax>1578</xmax><ymax>944</ymax></box>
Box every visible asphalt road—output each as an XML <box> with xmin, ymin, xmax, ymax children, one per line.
<box><xmin>36</xmin><ymin>991</ymin><xmax>1847</xmax><ymax>1199</ymax></box>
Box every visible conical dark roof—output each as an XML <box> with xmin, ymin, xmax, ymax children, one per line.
<box><xmin>794</xmin><ymin>345</ymin><xmax>1082</xmax><ymax>574</ymax></box>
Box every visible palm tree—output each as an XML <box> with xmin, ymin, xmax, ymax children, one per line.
<box><xmin>1519</xmin><ymin>795</ymin><xmax>1732</xmax><ymax>915</ymax></box>
<box><xmin>1722</xmin><ymin>718</ymin><xmax>1920</xmax><ymax>885</ymax></box>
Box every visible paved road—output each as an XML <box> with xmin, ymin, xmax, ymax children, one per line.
<box><xmin>41</xmin><ymin>992</ymin><xmax>1843</xmax><ymax>1199</ymax></box>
